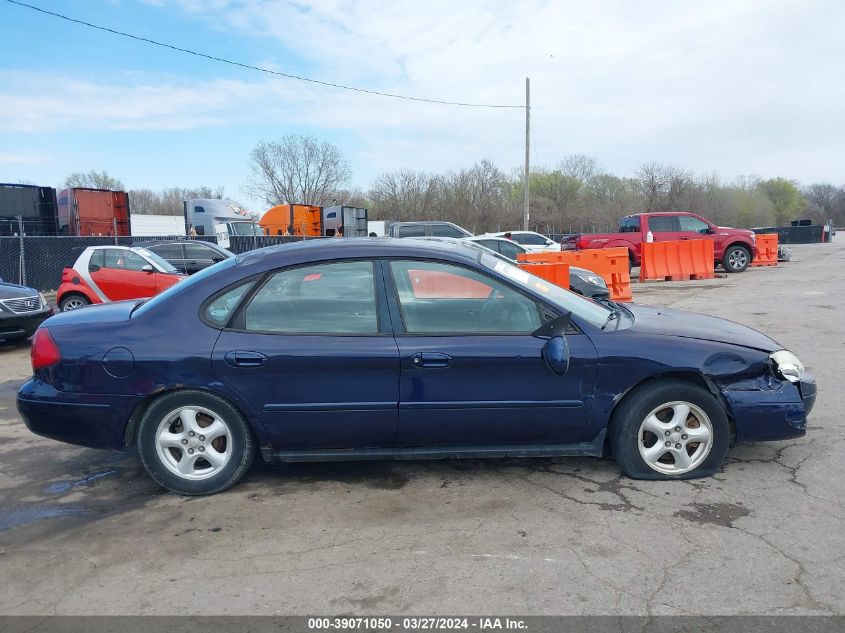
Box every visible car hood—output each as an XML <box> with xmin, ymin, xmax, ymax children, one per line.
<box><xmin>625</xmin><ymin>303</ymin><xmax>781</xmax><ymax>352</ymax></box>
<box><xmin>44</xmin><ymin>300</ymin><xmax>139</xmax><ymax>327</ymax></box>
<box><xmin>717</xmin><ymin>226</ymin><xmax>754</xmax><ymax>237</ymax></box>
<box><xmin>0</xmin><ymin>282</ymin><xmax>38</xmax><ymax>300</ymax></box>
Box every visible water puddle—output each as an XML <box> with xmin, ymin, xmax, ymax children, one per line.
<box><xmin>0</xmin><ymin>505</ymin><xmax>93</xmax><ymax>531</ymax></box>
<box><xmin>42</xmin><ymin>469</ymin><xmax>117</xmax><ymax>495</ymax></box>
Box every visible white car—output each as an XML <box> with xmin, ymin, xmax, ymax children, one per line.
<box><xmin>482</xmin><ymin>231</ymin><xmax>560</xmax><ymax>253</ymax></box>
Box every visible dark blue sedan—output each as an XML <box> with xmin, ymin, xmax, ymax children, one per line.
<box><xmin>17</xmin><ymin>239</ymin><xmax>816</xmax><ymax>495</ymax></box>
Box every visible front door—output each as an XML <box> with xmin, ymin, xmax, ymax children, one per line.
<box><xmin>385</xmin><ymin>259</ymin><xmax>598</xmax><ymax>447</ymax></box>
<box><xmin>211</xmin><ymin>260</ymin><xmax>399</xmax><ymax>449</ymax></box>
<box><xmin>90</xmin><ymin>248</ymin><xmax>158</xmax><ymax>301</ymax></box>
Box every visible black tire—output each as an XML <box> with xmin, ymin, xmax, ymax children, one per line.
<box><xmin>722</xmin><ymin>245</ymin><xmax>751</xmax><ymax>273</ymax></box>
<box><xmin>59</xmin><ymin>293</ymin><xmax>90</xmax><ymax>312</ymax></box>
<box><xmin>137</xmin><ymin>390</ymin><xmax>256</xmax><ymax>495</ymax></box>
<box><xmin>610</xmin><ymin>379</ymin><xmax>730</xmax><ymax>480</ymax></box>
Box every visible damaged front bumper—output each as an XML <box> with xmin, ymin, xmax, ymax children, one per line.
<box><xmin>720</xmin><ymin>372</ymin><xmax>816</xmax><ymax>443</ymax></box>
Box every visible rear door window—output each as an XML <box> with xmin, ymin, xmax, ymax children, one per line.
<box><xmin>431</xmin><ymin>224</ymin><xmax>466</xmax><ymax>238</ymax></box>
<box><xmin>185</xmin><ymin>243</ymin><xmax>215</xmax><ymax>259</ymax></box>
<box><xmin>150</xmin><ymin>243</ymin><xmax>185</xmax><ymax>259</ymax></box>
<box><xmin>242</xmin><ymin>261</ymin><xmax>378</xmax><ymax>334</ymax></box>
<box><xmin>647</xmin><ymin>216</ymin><xmax>679</xmax><ymax>233</ymax></box>
<box><xmin>397</xmin><ymin>225</ymin><xmax>426</xmax><ymax>238</ymax></box>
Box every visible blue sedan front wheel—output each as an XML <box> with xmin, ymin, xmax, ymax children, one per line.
<box><xmin>611</xmin><ymin>380</ymin><xmax>730</xmax><ymax>480</ymax></box>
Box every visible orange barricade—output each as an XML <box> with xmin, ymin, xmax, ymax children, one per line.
<box><xmin>519</xmin><ymin>262</ymin><xmax>570</xmax><ymax>292</ymax></box>
<box><xmin>517</xmin><ymin>247</ymin><xmax>632</xmax><ymax>302</ymax></box>
<box><xmin>639</xmin><ymin>239</ymin><xmax>715</xmax><ymax>282</ymax></box>
<box><xmin>751</xmin><ymin>233</ymin><xmax>778</xmax><ymax>267</ymax></box>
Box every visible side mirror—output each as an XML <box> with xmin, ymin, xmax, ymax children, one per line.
<box><xmin>702</xmin><ymin>227</ymin><xmax>715</xmax><ymax>234</ymax></box>
<box><xmin>142</xmin><ymin>264</ymin><xmax>154</xmax><ymax>273</ymax></box>
<box><xmin>542</xmin><ymin>336</ymin><xmax>570</xmax><ymax>375</ymax></box>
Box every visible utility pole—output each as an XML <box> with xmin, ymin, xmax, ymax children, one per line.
<box><xmin>523</xmin><ymin>77</ymin><xmax>530</xmax><ymax>231</ymax></box>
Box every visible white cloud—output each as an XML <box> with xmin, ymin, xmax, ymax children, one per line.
<box><xmin>4</xmin><ymin>0</ymin><xmax>845</xmax><ymax>186</ymax></box>
<box><xmin>132</xmin><ymin>0</ymin><xmax>845</xmax><ymax>182</ymax></box>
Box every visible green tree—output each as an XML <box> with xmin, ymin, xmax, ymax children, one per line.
<box><xmin>758</xmin><ymin>178</ymin><xmax>806</xmax><ymax>226</ymax></box>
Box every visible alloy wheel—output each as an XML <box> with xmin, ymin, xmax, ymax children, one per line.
<box><xmin>155</xmin><ymin>406</ymin><xmax>232</xmax><ymax>480</ymax></box>
<box><xmin>637</xmin><ymin>401</ymin><xmax>713</xmax><ymax>475</ymax></box>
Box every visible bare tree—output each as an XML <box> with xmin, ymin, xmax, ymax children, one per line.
<box><xmin>369</xmin><ymin>170</ymin><xmax>443</xmax><ymax>221</ymax></box>
<box><xmin>63</xmin><ymin>170</ymin><xmax>124</xmax><ymax>190</ymax></box>
<box><xmin>560</xmin><ymin>154</ymin><xmax>599</xmax><ymax>183</ymax></box>
<box><xmin>245</xmin><ymin>135</ymin><xmax>352</xmax><ymax>206</ymax></box>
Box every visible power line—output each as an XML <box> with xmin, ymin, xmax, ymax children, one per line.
<box><xmin>5</xmin><ymin>0</ymin><xmax>524</xmax><ymax>109</ymax></box>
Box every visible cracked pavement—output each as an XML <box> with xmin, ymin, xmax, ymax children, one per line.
<box><xmin>0</xmin><ymin>241</ymin><xmax>842</xmax><ymax>615</ymax></box>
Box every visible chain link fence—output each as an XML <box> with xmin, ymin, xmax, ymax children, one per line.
<box><xmin>0</xmin><ymin>234</ymin><xmax>328</xmax><ymax>291</ymax></box>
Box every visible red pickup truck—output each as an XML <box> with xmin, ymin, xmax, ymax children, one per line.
<box><xmin>560</xmin><ymin>212</ymin><xmax>757</xmax><ymax>273</ymax></box>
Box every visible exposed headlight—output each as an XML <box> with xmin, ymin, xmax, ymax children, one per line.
<box><xmin>770</xmin><ymin>350</ymin><xmax>804</xmax><ymax>383</ymax></box>
<box><xmin>39</xmin><ymin>292</ymin><xmax>48</xmax><ymax>307</ymax></box>
<box><xmin>585</xmin><ymin>275</ymin><xmax>607</xmax><ymax>287</ymax></box>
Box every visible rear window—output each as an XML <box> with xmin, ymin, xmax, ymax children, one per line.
<box><xmin>619</xmin><ymin>216</ymin><xmax>640</xmax><ymax>233</ymax></box>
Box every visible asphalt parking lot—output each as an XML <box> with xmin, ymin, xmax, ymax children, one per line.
<box><xmin>0</xmin><ymin>242</ymin><xmax>842</xmax><ymax>616</ymax></box>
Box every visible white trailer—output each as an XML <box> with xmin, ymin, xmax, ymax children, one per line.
<box><xmin>130</xmin><ymin>214</ymin><xmax>185</xmax><ymax>236</ymax></box>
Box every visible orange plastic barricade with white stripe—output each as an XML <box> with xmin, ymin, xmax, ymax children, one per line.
<box><xmin>639</xmin><ymin>239</ymin><xmax>714</xmax><ymax>282</ymax></box>
<box><xmin>751</xmin><ymin>233</ymin><xmax>778</xmax><ymax>267</ymax></box>
<box><xmin>517</xmin><ymin>247</ymin><xmax>632</xmax><ymax>302</ymax></box>
<box><xmin>518</xmin><ymin>262</ymin><xmax>570</xmax><ymax>292</ymax></box>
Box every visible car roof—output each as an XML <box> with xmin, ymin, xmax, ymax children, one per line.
<box><xmin>236</xmin><ymin>237</ymin><xmax>483</xmax><ymax>267</ymax></box>
<box><xmin>139</xmin><ymin>240</ymin><xmax>228</xmax><ymax>251</ymax></box>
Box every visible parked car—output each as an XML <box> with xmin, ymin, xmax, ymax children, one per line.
<box><xmin>560</xmin><ymin>212</ymin><xmax>757</xmax><ymax>273</ymax></box>
<box><xmin>482</xmin><ymin>231</ymin><xmax>560</xmax><ymax>253</ymax></box>
<box><xmin>0</xmin><ymin>281</ymin><xmax>52</xmax><ymax>341</ymax></box>
<box><xmin>56</xmin><ymin>245</ymin><xmax>186</xmax><ymax>312</ymax></box>
<box><xmin>19</xmin><ymin>239</ymin><xmax>815</xmax><ymax>495</ymax></box>
<box><xmin>388</xmin><ymin>221</ymin><xmax>472</xmax><ymax>239</ymax></box>
<box><xmin>139</xmin><ymin>240</ymin><xmax>233</xmax><ymax>275</ymax></box>
<box><xmin>465</xmin><ymin>236</ymin><xmax>609</xmax><ymax>300</ymax></box>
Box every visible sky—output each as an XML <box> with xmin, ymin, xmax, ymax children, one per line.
<box><xmin>1</xmin><ymin>0</ymin><xmax>843</xmax><ymax>212</ymax></box>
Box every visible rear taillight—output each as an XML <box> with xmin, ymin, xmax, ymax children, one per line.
<box><xmin>577</xmin><ymin>236</ymin><xmax>591</xmax><ymax>250</ymax></box>
<box><xmin>31</xmin><ymin>328</ymin><xmax>61</xmax><ymax>371</ymax></box>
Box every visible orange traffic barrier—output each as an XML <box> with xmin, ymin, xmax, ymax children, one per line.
<box><xmin>518</xmin><ymin>247</ymin><xmax>632</xmax><ymax>302</ymax></box>
<box><xmin>751</xmin><ymin>233</ymin><xmax>778</xmax><ymax>267</ymax></box>
<box><xmin>519</xmin><ymin>262</ymin><xmax>570</xmax><ymax>292</ymax></box>
<box><xmin>639</xmin><ymin>239</ymin><xmax>714</xmax><ymax>282</ymax></box>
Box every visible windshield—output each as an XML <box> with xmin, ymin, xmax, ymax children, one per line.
<box><xmin>478</xmin><ymin>251</ymin><xmax>611</xmax><ymax>328</ymax></box>
<box><xmin>132</xmin><ymin>257</ymin><xmax>237</xmax><ymax>317</ymax></box>
<box><xmin>231</xmin><ymin>221</ymin><xmax>262</xmax><ymax>236</ymax></box>
<box><xmin>135</xmin><ymin>247</ymin><xmax>178</xmax><ymax>273</ymax></box>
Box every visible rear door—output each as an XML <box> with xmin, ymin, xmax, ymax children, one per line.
<box><xmin>148</xmin><ymin>243</ymin><xmax>187</xmax><ymax>274</ymax></box>
<box><xmin>184</xmin><ymin>242</ymin><xmax>218</xmax><ymax>273</ymax></box>
<box><xmin>211</xmin><ymin>259</ymin><xmax>400</xmax><ymax>448</ymax></box>
<box><xmin>646</xmin><ymin>215</ymin><xmax>681</xmax><ymax>242</ymax></box>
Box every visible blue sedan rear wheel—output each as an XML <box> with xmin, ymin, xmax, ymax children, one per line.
<box><xmin>610</xmin><ymin>379</ymin><xmax>730</xmax><ymax>480</ymax></box>
<box><xmin>137</xmin><ymin>390</ymin><xmax>256</xmax><ymax>495</ymax></box>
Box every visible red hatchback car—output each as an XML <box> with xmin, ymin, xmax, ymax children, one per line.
<box><xmin>57</xmin><ymin>246</ymin><xmax>186</xmax><ymax>312</ymax></box>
